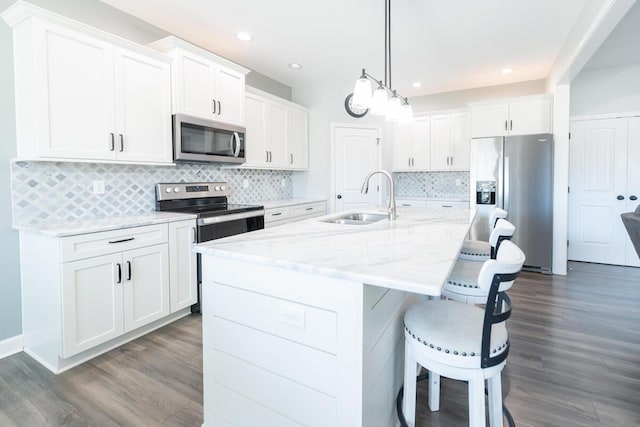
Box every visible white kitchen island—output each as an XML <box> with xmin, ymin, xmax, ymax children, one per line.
<box><xmin>195</xmin><ymin>207</ymin><xmax>474</xmax><ymax>427</ymax></box>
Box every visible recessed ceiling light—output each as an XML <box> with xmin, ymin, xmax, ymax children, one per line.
<box><xmin>501</xmin><ymin>68</ymin><xmax>513</xmax><ymax>75</ymax></box>
<box><xmin>288</xmin><ymin>63</ymin><xmax>303</xmax><ymax>69</ymax></box>
<box><xmin>412</xmin><ymin>82</ymin><xmax>422</xmax><ymax>88</ymax></box>
<box><xmin>236</xmin><ymin>32</ymin><xmax>252</xmax><ymax>41</ymax></box>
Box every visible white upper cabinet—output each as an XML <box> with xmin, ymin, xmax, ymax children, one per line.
<box><xmin>430</xmin><ymin>112</ymin><xmax>470</xmax><ymax>171</ymax></box>
<box><xmin>469</xmin><ymin>94</ymin><xmax>553</xmax><ymax>138</ymax></box>
<box><xmin>148</xmin><ymin>36</ymin><xmax>249</xmax><ymax>127</ymax></box>
<box><xmin>244</xmin><ymin>87</ymin><xmax>310</xmax><ymax>170</ymax></box>
<box><xmin>2</xmin><ymin>3</ymin><xmax>173</xmax><ymax>164</ymax></box>
<box><xmin>392</xmin><ymin>117</ymin><xmax>431</xmax><ymax>171</ymax></box>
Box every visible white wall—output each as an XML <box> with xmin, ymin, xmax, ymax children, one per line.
<box><xmin>570</xmin><ymin>64</ymin><xmax>640</xmax><ymax>116</ymax></box>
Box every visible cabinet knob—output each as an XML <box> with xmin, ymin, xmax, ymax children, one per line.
<box><xmin>630</xmin><ymin>195</ymin><xmax>638</xmax><ymax>201</ymax></box>
<box><xmin>337</xmin><ymin>194</ymin><xmax>342</xmax><ymax>199</ymax></box>
<box><xmin>617</xmin><ymin>195</ymin><xmax>625</xmax><ymax>200</ymax></box>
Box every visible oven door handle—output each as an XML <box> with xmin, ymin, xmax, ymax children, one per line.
<box><xmin>197</xmin><ymin>210</ymin><xmax>265</xmax><ymax>226</ymax></box>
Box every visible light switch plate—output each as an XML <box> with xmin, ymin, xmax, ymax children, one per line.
<box><xmin>243</xmin><ymin>179</ymin><xmax>249</xmax><ymax>189</ymax></box>
<box><xmin>92</xmin><ymin>180</ymin><xmax>106</xmax><ymax>195</ymax></box>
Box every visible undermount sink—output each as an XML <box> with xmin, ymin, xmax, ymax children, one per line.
<box><xmin>321</xmin><ymin>212</ymin><xmax>388</xmax><ymax>225</ymax></box>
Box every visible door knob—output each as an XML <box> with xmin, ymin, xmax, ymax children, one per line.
<box><xmin>617</xmin><ymin>195</ymin><xmax>625</xmax><ymax>200</ymax></box>
<box><xmin>337</xmin><ymin>194</ymin><xmax>342</xmax><ymax>199</ymax></box>
<box><xmin>630</xmin><ymin>195</ymin><xmax>638</xmax><ymax>201</ymax></box>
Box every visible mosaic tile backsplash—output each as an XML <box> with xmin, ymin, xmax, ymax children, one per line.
<box><xmin>11</xmin><ymin>161</ymin><xmax>292</xmax><ymax>223</ymax></box>
<box><xmin>394</xmin><ymin>171</ymin><xmax>470</xmax><ymax>199</ymax></box>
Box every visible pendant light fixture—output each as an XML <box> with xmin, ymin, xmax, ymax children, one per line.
<box><xmin>350</xmin><ymin>0</ymin><xmax>413</xmax><ymax>122</ymax></box>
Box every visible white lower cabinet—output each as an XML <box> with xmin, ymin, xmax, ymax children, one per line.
<box><xmin>20</xmin><ymin>220</ymin><xmax>194</xmax><ymax>373</ymax></box>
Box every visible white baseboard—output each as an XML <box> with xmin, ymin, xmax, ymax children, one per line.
<box><xmin>0</xmin><ymin>334</ymin><xmax>23</xmax><ymax>359</ymax></box>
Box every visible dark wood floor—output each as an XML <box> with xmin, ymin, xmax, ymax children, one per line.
<box><xmin>0</xmin><ymin>261</ymin><xmax>638</xmax><ymax>426</ymax></box>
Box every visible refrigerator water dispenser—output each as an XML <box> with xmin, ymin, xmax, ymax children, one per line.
<box><xmin>476</xmin><ymin>181</ymin><xmax>496</xmax><ymax>205</ymax></box>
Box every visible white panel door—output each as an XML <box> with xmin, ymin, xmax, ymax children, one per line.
<box><xmin>625</xmin><ymin>117</ymin><xmax>640</xmax><ymax>266</ymax></box>
<box><xmin>334</xmin><ymin>126</ymin><xmax>381</xmax><ymax>212</ymax></box>
<box><xmin>286</xmin><ymin>107</ymin><xmax>308</xmax><ymax>169</ymax></box>
<box><xmin>267</xmin><ymin>103</ymin><xmax>287</xmax><ymax>167</ymax></box>
<box><xmin>508</xmin><ymin>97</ymin><xmax>552</xmax><ymax>136</ymax></box>
<box><xmin>40</xmin><ymin>23</ymin><xmax>115</xmax><ymax>160</ymax></box>
<box><xmin>430</xmin><ymin>114</ymin><xmax>451</xmax><ymax>170</ymax></box>
<box><xmin>214</xmin><ymin>66</ymin><xmax>245</xmax><ymax>126</ymax></box>
<box><xmin>177</xmin><ymin>52</ymin><xmax>215</xmax><ymax>118</ymax></box>
<box><xmin>114</xmin><ymin>48</ymin><xmax>172</xmax><ymax>163</ymax></box>
<box><xmin>61</xmin><ymin>253</ymin><xmax>124</xmax><ymax>358</ymax></box>
<box><xmin>169</xmin><ymin>221</ymin><xmax>197</xmax><ymax>312</ymax></box>
<box><xmin>569</xmin><ymin>119</ymin><xmax>628</xmax><ymax>265</ymax></box>
<box><xmin>123</xmin><ymin>244</ymin><xmax>170</xmax><ymax>332</ymax></box>
<box><xmin>411</xmin><ymin>117</ymin><xmax>431</xmax><ymax>170</ymax></box>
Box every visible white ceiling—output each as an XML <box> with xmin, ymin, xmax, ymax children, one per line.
<box><xmin>99</xmin><ymin>0</ymin><xmax>590</xmax><ymax>96</ymax></box>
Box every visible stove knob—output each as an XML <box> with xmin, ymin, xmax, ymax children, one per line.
<box><xmin>214</xmin><ymin>186</ymin><xmax>221</xmax><ymax>191</ymax></box>
<box><xmin>165</xmin><ymin>188</ymin><xmax>172</xmax><ymax>193</ymax></box>
<box><xmin>220</xmin><ymin>186</ymin><xmax>226</xmax><ymax>191</ymax></box>
<box><xmin>173</xmin><ymin>187</ymin><xmax>181</xmax><ymax>193</ymax></box>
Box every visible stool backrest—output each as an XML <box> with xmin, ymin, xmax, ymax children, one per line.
<box><xmin>489</xmin><ymin>208</ymin><xmax>508</xmax><ymax>231</ymax></box>
<box><xmin>477</xmin><ymin>240</ymin><xmax>525</xmax><ymax>368</ymax></box>
<box><xmin>488</xmin><ymin>218</ymin><xmax>515</xmax><ymax>259</ymax></box>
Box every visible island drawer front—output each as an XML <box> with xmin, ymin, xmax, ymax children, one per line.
<box><xmin>60</xmin><ymin>224</ymin><xmax>168</xmax><ymax>262</ymax></box>
<box><xmin>208</xmin><ymin>283</ymin><xmax>338</xmax><ymax>354</ymax></box>
<box><xmin>207</xmin><ymin>351</ymin><xmax>337</xmax><ymax>427</ymax></box>
<box><xmin>264</xmin><ymin>207</ymin><xmax>290</xmax><ymax>223</ymax></box>
<box><xmin>290</xmin><ymin>202</ymin><xmax>326</xmax><ymax>218</ymax></box>
<box><xmin>209</xmin><ymin>316</ymin><xmax>337</xmax><ymax>396</ymax></box>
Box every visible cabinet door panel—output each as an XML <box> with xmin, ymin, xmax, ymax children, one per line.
<box><xmin>244</xmin><ymin>94</ymin><xmax>268</xmax><ymax>166</ymax></box>
<box><xmin>450</xmin><ymin>113</ymin><xmax>470</xmax><ymax>170</ymax></box>
<box><xmin>62</xmin><ymin>253</ymin><xmax>123</xmax><ymax>357</ymax></box>
<box><xmin>287</xmin><ymin>107</ymin><xmax>308</xmax><ymax>169</ymax></box>
<box><xmin>41</xmin><ymin>24</ymin><xmax>115</xmax><ymax>159</ymax></box>
<box><xmin>115</xmin><ymin>48</ymin><xmax>172</xmax><ymax>163</ymax></box>
<box><xmin>411</xmin><ymin>118</ymin><xmax>431</xmax><ymax>170</ymax></box>
<box><xmin>123</xmin><ymin>244</ymin><xmax>170</xmax><ymax>332</ymax></box>
<box><xmin>215</xmin><ymin>67</ymin><xmax>245</xmax><ymax>126</ymax></box>
<box><xmin>392</xmin><ymin>123</ymin><xmax>412</xmax><ymax>171</ymax></box>
<box><xmin>429</xmin><ymin>115</ymin><xmax>451</xmax><ymax>170</ymax></box>
<box><xmin>268</xmin><ymin>103</ymin><xmax>287</xmax><ymax>166</ymax></box>
<box><xmin>177</xmin><ymin>53</ymin><xmax>214</xmax><ymax>118</ymax></box>
<box><xmin>509</xmin><ymin>98</ymin><xmax>552</xmax><ymax>135</ymax></box>
<box><xmin>471</xmin><ymin>104</ymin><xmax>508</xmax><ymax>138</ymax></box>
<box><xmin>169</xmin><ymin>221</ymin><xmax>197</xmax><ymax>312</ymax></box>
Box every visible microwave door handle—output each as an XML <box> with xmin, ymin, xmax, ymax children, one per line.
<box><xmin>233</xmin><ymin>132</ymin><xmax>241</xmax><ymax>157</ymax></box>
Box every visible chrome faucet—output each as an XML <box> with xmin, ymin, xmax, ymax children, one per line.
<box><xmin>361</xmin><ymin>170</ymin><xmax>396</xmax><ymax>221</ymax></box>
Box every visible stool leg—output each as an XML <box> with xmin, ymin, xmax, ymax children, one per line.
<box><xmin>428</xmin><ymin>371</ymin><xmax>440</xmax><ymax>411</ymax></box>
<box><xmin>487</xmin><ymin>373</ymin><xmax>503</xmax><ymax>427</ymax></box>
<box><xmin>468</xmin><ymin>374</ymin><xmax>486</xmax><ymax>427</ymax></box>
<box><xmin>403</xmin><ymin>340</ymin><xmax>417</xmax><ymax>426</ymax></box>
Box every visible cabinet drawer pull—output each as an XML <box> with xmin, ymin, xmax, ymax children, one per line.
<box><xmin>630</xmin><ymin>195</ymin><xmax>638</xmax><ymax>201</ymax></box>
<box><xmin>505</xmin><ymin>120</ymin><xmax>508</xmax><ymax>131</ymax></box>
<box><xmin>510</xmin><ymin>120</ymin><xmax>513</xmax><ymax>131</ymax></box>
<box><xmin>192</xmin><ymin>227</ymin><xmax>197</xmax><ymax>243</ymax></box>
<box><xmin>442</xmin><ymin>205</ymin><xmax>453</xmax><ymax>208</ymax></box>
<box><xmin>119</xmin><ymin>134</ymin><xmax>124</xmax><ymax>152</ymax></box>
<box><xmin>271</xmin><ymin>212</ymin><xmax>283</xmax><ymax>216</ymax></box>
<box><xmin>126</xmin><ymin>260</ymin><xmax>132</xmax><ymax>281</ymax></box>
<box><xmin>116</xmin><ymin>263</ymin><xmax>122</xmax><ymax>284</ymax></box>
<box><xmin>218</xmin><ymin>100</ymin><xmax>221</xmax><ymax>115</ymax></box>
<box><xmin>109</xmin><ymin>133</ymin><xmax>115</xmax><ymax>151</ymax></box>
<box><xmin>305</xmin><ymin>207</ymin><xmax>314</xmax><ymax>211</ymax></box>
<box><xmin>290</xmin><ymin>153</ymin><xmax>294</xmax><ymax>164</ymax></box>
<box><xmin>108</xmin><ymin>237</ymin><xmax>135</xmax><ymax>244</ymax></box>
<box><xmin>212</xmin><ymin>99</ymin><xmax>217</xmax><ymax>114</ymax></box>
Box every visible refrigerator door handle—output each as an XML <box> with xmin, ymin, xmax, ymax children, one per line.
<box><xmin>504</xmin><ymin>156</ymin><xmax>510</xmax><ymax>211</ymax></box>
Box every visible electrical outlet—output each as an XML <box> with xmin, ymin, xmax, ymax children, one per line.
<box><xmin>243</xmin><ymin>179</ymin><xmax>249</xmax><ymax>189</ymax></box>
<box><xmin>92</xmin><ymin>180</ymin><xmax>106</xmax><ymax>195</ymax></box>
<box><xmin>455</xmin><ymin>179</ymin><xmax>462</xmax><ymax>186</ymax></box>
<box><xmin>279</xmin><ymin>304</ymin><xmax>305</xmax><ymax>329</ymax></box>
<box><xmin>281</xmin><ymin>178</ymin><xmax>286</xmax><ymax>187</ymax></box>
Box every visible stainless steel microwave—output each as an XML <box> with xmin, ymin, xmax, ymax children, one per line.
<box><xmin>173</xmin><ymin>114</ymin><xmax>245</xmax><ymax>164</ymax></box>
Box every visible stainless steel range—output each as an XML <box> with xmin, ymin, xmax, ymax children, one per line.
<box><xmin>155</xmin><ymin>182</ymin><xmax>264</xmax><ymax>312</ymax></box>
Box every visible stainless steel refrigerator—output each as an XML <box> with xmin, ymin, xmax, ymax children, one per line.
<box><xmin>470</xmin><ymin>133</ymin><xmax>553</xmax><ymax>273</ymax></box>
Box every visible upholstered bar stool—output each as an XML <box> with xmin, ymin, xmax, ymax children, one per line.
<box><xmin>460</xmin><ymin>208</ymin><xmax>508</xmax><ymax>261</ymax></box>
<box><xmin>402</xmin><ymin>240</ymin><xmax>525</xmax><ymax>427</ymax></box>
<box><xmin>443</xmin><ymin>219</ymin><xmax>515</xmax><ymax>304</ymax></box>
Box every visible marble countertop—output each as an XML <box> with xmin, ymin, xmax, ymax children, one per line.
<box><xmin>195</xmin><ymin>207</ymin><xmax>474</xmax><ymax>296</ymax></box>
<box><xmin>13</xmin><ymin>212</ymin><xmax>197</xmax><ymax>237</ymax></box>
<box><xmin>259</xmin><ymin>198</ymin><xmax>327</xmax><ymax>209</ymax></box>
